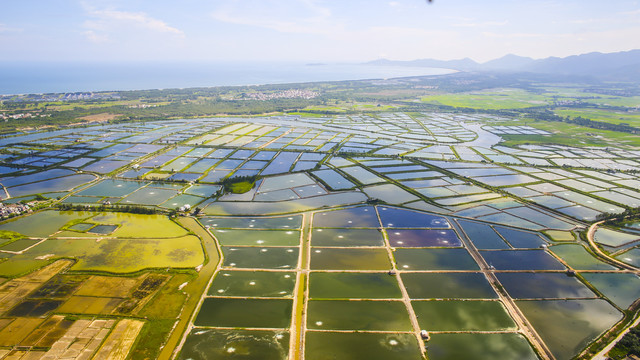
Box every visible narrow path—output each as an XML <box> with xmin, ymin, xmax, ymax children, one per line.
<box><xmin>1</xmin><ymin>184</ymin><xmax>9</xmax><ymax>199</ymax></box>
<box><xmin>289</xmin><ymin>213</ymin><xmax>311</xmax><ymax>359</ymax></box>
<box><xmin>375</xmin><ymin>206</ymin><xmax>427</xmax><ymax>358</ymax></box>
<box><xmin>453</xmin><ymin>219</ymin><xmax>555</xmax><ymax>360</ymax></box>
<box><xmin>587</xmin><ymin>221</ymin><xmax>640</xmax><ymax>272</ymax></box>
<box><xmin>259</xmin><ymin>128</ymin><xmax>293</xmax><ymax>149</ymax></box>
<box><xmin>592</xmin><ymin>313</ymin><xmax>640</xmax><ymax>360</ymax></box>
<box><xmin>585</xmin><ymin>221</ymin><xmax>640</xmax><ymax>359</ymax></box>
<box><xmin>160</xmin><ymin>217</ymin><xmax>222</xmax><ymax>360</ymax></box>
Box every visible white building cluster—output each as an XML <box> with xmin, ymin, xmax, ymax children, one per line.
<box><xmin>0</xmin><ymin>202</ymin><xmax>32</xmax><ymax>218</ymax></box>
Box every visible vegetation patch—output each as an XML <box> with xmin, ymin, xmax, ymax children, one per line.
<box><xmin>221</xmin><ymin>175</ymin><xmax>258</xmax><ymax>194</ymax></box>
<box><xmin>609</xmin><ymin>327</ymin><xmax>640</xmax><ymax>360</ymax></box>
<box><xmin>0</xmin><ymin>230</ymin><xmax>26</xmax><ymax>243</ymax></box>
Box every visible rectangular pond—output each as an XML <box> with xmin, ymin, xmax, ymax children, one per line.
<box><xmin>310</xmin><ymin>248</ymin><xmax>391</xmax><ymax>270</ymax></box>
<box><xmin>427</xmin><ymin>333</ymin><xmax>538</xmax><ymax>360</ymax></box>
<box><xmin>307</xmin><ymin>300</ymin><xmax>412</xmax><ymax>331</ymax></box>
<box><xmin>401</xmin><ymin>272</ymin><xmax>496</xmax><ymax>299</ymax></box>
<box><xmin>195</xmin><ymin>298</ymin><xmax>292</xmax><ymax>328</ymax></box>
<box><xmin>394</xmin><ymin>248</ymin><xmax>478</xmax><ymax>271</ymax></box>
<box><xmin>412</xmin><ymin>300</ymin><xmax>516</xmax><ymax>331</ymax></box>
<box><xmin>208</xmin><ymin>271</ymin><xmax>296</xmax><ymax>298</ymax></box>
<box><xmin>305</xmin><ymin>332</ymin><xmax>423</xmax><ymax>360</ymax></box>
<box><xmin>386</xmin><ymin>229</ymin><xmax>461</xmax><ymax>248</ymax></box>
<box><xmin>309</xmin><ymin>272</ymin><xmax>402</xmax><ymax>299</ymax></box>
<box><xmin>179</xmin><ymin>329</ymin><xmax>289</xmax><ymax>360</ymax></box>
<box><xmin>311</xmin><ymin>228</ymin><xmax>384</xmax><ymax>247</ymax></box>
<box><xmin>212</xmin><ymin>230</ymin><xmax>300</xmax><ymax>246</ymax></box>
<box><xmin>221</xmin><ymin>247</ymin><xmax>299</xmax><ymax>269</ymax></box>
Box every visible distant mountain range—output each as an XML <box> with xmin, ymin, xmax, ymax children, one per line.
<box><xmin>367</xmin><ymin>49</ymin><xmax>640</xmax><ymax>81</ymax></box>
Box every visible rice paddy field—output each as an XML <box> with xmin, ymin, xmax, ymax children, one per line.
<box><xmin>1</xmin><ymin>112</ymin><xmax>640</xmax><ymax>360</ymax></box>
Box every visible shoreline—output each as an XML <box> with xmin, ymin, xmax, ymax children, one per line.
<box><xmin>0</xmin><ymin>62</ymin><xmax>455</xmax><ymax>96</ymax></box>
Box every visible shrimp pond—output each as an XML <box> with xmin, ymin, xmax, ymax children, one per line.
<box><xmin>1</xmin><ymin>112</ymin><xmax>640</xmax><ymax>360</ymax></box>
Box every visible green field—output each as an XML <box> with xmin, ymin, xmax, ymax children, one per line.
<box><xmin>555</xmin><ymin>108</ymin><xmax>640</xmax><ymax>126</ymax></box>
<box><xmin>499</xmin><ymin>119</ymin><xmax>640</xmax><ymax>147</ymax></box>
<box><xmin>421</xmin><ymin>88</ymin><xmax>550</xmax><ymax>109</ymax></box>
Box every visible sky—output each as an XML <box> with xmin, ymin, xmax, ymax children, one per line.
<box><xmin>1</xmin><ymin>0</ymin><xmax>640</xmax><ymax>63</ymax></box>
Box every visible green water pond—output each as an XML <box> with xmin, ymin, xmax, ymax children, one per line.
<box><xmin>516</xmin><ymin>299</ymin><xmax>621</xmax><ymax>360</ymax></box>
<box><xmin>213</xmin><ymin>229</ymin><xmax>300</xmax><ymax>246</ymax></box>
<box><xmin>310</xmin><ymin>248</ymin><xmax>391</xmax><ymax>270</ymax></box>
<box><xmin>426</xmin><ymin>333</ymin><xmax>538</xmax><ymax>360</ymax></box>
<box><xmin>201</xmin><ymin>215</ymin><xmax>302</xmax><ymax>229</ymax></box>
<box><xmin>195</xmin><ymin>298</ymin><xmax>292</xmax><ymax>329</ymax></box>
<box><xmin>179</xmin><ymin>329</ymin><xmax>289</xmax><ymax>360</ymax></box>
<box><xmin>582</xmin><ymin>273</ymin><xmax>640</xmax><ymax>309</ymax></box>
<box><xmin>222</xmin><ymin>247</ymin><xmax>299</xmax><ymax>269</ymax></box>
<box><xmin>496</xmin><ymin>272</ymin><xmax>596</xmax><ymax>299</ymax></box>
<box><xmin>305</xmin><ymin>332</ymin><xmax>423</xmax><ymax>360</ymax></box>
<box><xmin>550</xmin><ymin>244</ymin><xmax>617</xmax><ymax>271</ymax></box>
<box><xmin>401</xmin><ymin>272</ymin><xmax>496</xmax><ymax>299</ymax></box>
<box><xmin>412</xmin><ymin>300</ymin><xmax>516</xmax><ymax>331</ymax></box>
<box><xmin>307</xmin><ymin>300</ymin><xmax>412</xmax><ymax>331</ymax></box>
<box><xmin>0</xmin><ymin>210</ymin><xmax>91</xmax><ymax>238</ymax></box>
<box><xmin>208</xmin><ymin>271</ymin><xmax>296</xmax><ymax>298</ymax></box>
<box><xmin>309</xmin><ymin>272</ymin><xmax>402</xmax><ymax>299</ymax></box>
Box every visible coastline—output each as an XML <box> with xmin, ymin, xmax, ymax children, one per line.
<box><xmin>0</xmin><ymin>62</ymin><xmax>455</xmax><ymax>96</ymax></box>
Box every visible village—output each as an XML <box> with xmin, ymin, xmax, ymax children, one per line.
<box><xmin>0</xmin><ymin>201</ymin><xmax>32</xmax><ymax>219</ymax></box>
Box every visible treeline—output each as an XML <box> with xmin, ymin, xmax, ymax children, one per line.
<box><xmin>397</xmin><ymin>102</ymin><xmax>522</xmax><ymax>117</ymax></box>
<box><xmin>116</xmin><ymin>82</ymin><xmax>325</xmax><ymax>101</ymax></box>
<box><xmin>398</xmin><ymin>103</ymin><xmax>640</xmax><ymax>136</ymax></box>
<box><xmin>609</xmin><ymin>327</ymin><xmax>640</xmax><ymax>360</ymax></box>
<box><xmin>597</xmin><ymin>206</ymin><xmax>640</xmax><ymax>224</ymax></box>
<box><xmin>585</xmin><ymin>87</ymin><xmax>640</xmax><ymax>97</ymax></box>
<box><xmin>567</xmin><ymin>116</ymin><xmax>640</xmax><ymax>134</ymax></box>
<box><xmin>0</xmin><ymin>105</ymin><xmax>126</xmax><ymax>131</ymax></box>
<box><xmin>56</xmin><ymin>203</ymin><xmax>159</xmax><ymax>214</ymax></box>
<box><xmin>524</xmin><ymin>107</ymin><xmax>640</xmax><ymax>133</ymax></box>
<box><xmin>0</xmin><ymin>97</ymin><xmax>325</xmax><ymax>131</ymax></box>
<box><xmin>523</xmin><ymin>109</ymin><xmax>640</xmax><ymax>134</ymax></box>
<box><xmin>102</xmin><ymin>98</ymin><xmax>327</xmax><ymax>121</ymax></box>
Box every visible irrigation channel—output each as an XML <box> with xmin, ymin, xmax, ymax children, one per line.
<box><xmin>168</xmin><ymin>207</ymin><xmax>618</xmax><ymax>360</ymax></box>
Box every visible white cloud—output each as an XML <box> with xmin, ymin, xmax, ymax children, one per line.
<box><xmin>619</xmin><ymin>8</ymin><xmax>640</xmax><ymax>16</ymax></box>
<box><xmin>83</xmin><ymin>30</ymin><xmax>110</xmax><ymax>43</ymax></box>
<box><xmin>81</xmin><ymin>3</ymin><xmax>184</xmax><ymax>43</ymax></box>
<box><xmin>87</xmin><ymin>8</ymin><xmax>184</xmax><ymax>35</ymax></box>
<box><xmin>481</xmin><ymin>31</ymin><xmax>545</xmax><ymax>39</ymax></box>
<box><xmin>0</xmin><ymin>23</ymin><xmax>23</xmax><ymax>33</ymax></box>
<box><xmin>210</xmin><ymin>0</ymin><xmax>337</xmax><ymax>35</ymax></box>
<box><xmin>322</xmin><ymin>25</ymin><xmax>464</xmax><ymax>61</ymax></box>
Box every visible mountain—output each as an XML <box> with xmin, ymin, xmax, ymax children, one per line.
<box><xmin>481</xmin><ymin>54</ymin><xmax>534</xmax><ymax>71</ymax></box>
<box><xmin>367</xmin><ymin>49</ymin><xmax>640</xmax><ymax>81</ymax></box>
<box><xmin>525</xmin><ymin>50</ymin><xmax>640</xmax><ymax>80</ymax></box>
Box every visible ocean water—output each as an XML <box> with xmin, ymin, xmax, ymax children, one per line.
<box><xmin>0</xmin><ymin>62</ymin><xmax>454</xmax><ymax>95</ymax></box>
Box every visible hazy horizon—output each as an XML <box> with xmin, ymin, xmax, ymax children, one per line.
<box><xmin>2</xmin><ymin>0</ymin><xmax>639</xmax><ymax>64</ymax></box>
<box><xmin>0</xmin><ymin>46</ymin><xmax>636</xmax><ymax>66</ymax></box>
<box><xmin>0</xmin><ymin>61</ymin><xmax>455</xmax><ymax>95</ymax></box>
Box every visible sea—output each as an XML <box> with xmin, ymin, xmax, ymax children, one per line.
<box><xmin>0</xmin><ymin>62</ymin><xmax>454</xmax><ymax>95</ymax></box>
